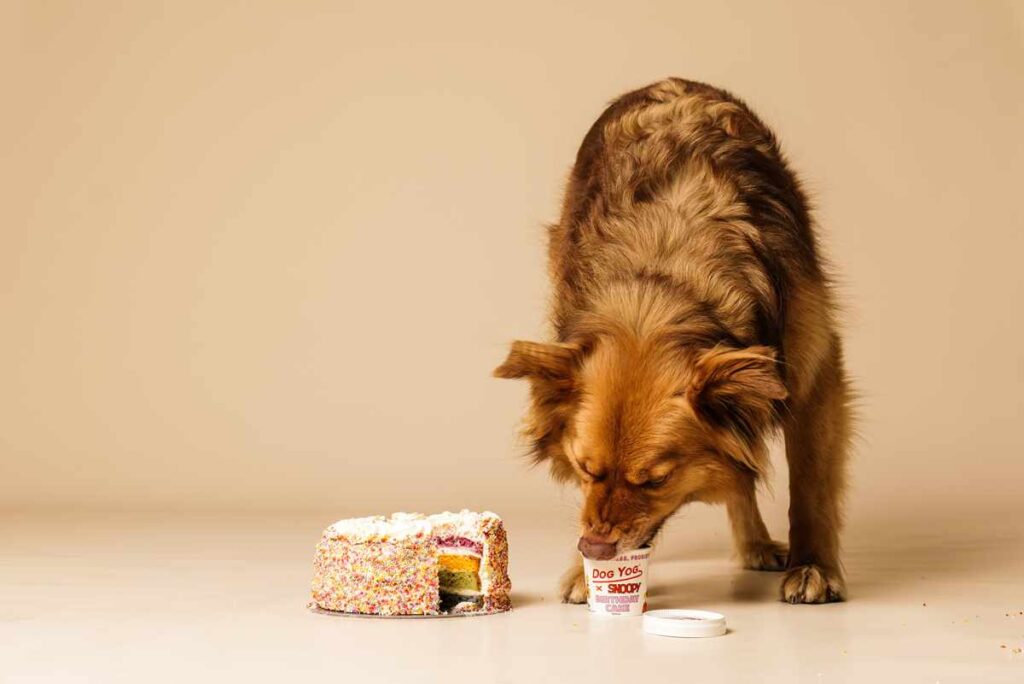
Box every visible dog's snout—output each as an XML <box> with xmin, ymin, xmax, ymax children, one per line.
<box><xmin>577</xmin><ymin>535</ymin><xmax>618</xmax><ymax>560</ymax></box>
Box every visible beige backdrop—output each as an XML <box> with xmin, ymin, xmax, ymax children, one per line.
<box><xmin>3</xmin><ymin>2</ymin><xmax>1022</xmax><ymax>538</ymax></box>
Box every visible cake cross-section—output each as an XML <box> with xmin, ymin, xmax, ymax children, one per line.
<box><xmin>311</xmin><ymin>510</ymin><xmax>511</xmax><ymax>616</ymax></box>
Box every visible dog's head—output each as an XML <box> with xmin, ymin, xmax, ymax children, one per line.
<box><xmin>495</xmin><ymin>334</ymin><xmax>786</xmax><ymax>559</ymax></box>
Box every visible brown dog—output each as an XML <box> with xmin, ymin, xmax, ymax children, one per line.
<box><xmin>495</xmin><ymin>78</ymin><xmax>852</xmax><ymax>604</ymax></box>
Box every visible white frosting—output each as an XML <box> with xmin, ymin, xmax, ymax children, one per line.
<box><xmin>326</xmin><ymin>514</ymin><xmax>430</xmax><ymax>540</ymax></box>
<box><xmin>325</xmin><ymin>510</ymin><xmax>499</xmax><ymax>542</ymax></box>
<box><xmin>436</xmin><ymin>546</ymin><xmax>478</xmax><ymax>556</ymax></box>
<box><xmin>426</xmin><ymin>510</ymin><xmax>499</xmax><ymax>540</ymax></box>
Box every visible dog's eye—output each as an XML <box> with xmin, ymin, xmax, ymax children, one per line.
<box><xmin>642</xmin><ymin>475</ymin><xmax>669</xmax><ymax>489</ymax></box>
<box><xmin>578</xmin><ymin>461</ymin><xmax>605</xmax><ymax>482</ymax></box>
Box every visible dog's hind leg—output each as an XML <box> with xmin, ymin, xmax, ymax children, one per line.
<box><xmin>780</xmin><ymin>333</ymin><xmax>852</xmax><ymax>603</ymax></box>
<box><xmin>728</xmin><ymin>474</ymin><xmax>788</xmax><ymax>571</ymax></box>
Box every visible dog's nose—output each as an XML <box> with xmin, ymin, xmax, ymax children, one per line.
<box><xmin>577</xmin><ymin>535</ymin><xmax>618</xmax><ymax>560</ymax></box>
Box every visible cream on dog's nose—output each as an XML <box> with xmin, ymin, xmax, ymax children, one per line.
<box><xmin>578</xmin><ymin>535</ymin><xmax>617</xmax><ymax>560</ymax></box>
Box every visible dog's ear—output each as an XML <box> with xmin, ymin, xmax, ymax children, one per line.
<box><xmin>687</xmin><ymin>346</ymin><xmax>787</xmax><ymax>466</ymax></box>
<box><xmin>493</xmin><ymin>340</ymin><xmax>583</xmax><ymax>385</ymax></box>
<box><xmin>494</xmin><ymin>340</ymin><xmax>586</xmax><ymax>483</ymax></box>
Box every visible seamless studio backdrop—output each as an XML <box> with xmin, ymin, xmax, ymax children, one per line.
<box><xmin>3</xmin><ymin>1</ymin><xmax>1022</xmax><ymax>538</ymax></box>
<box><xmin>4</xmin><ymin>3</ymin><xmax>1024</xmax><ymax>681</ymax></box>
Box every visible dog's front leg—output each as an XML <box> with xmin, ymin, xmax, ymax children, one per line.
<box><xmin>559</xmin><ymin>559</ymin><xmax>588</xmax><ymax>604</ymax></box>
<box><xmin>781</xmin><ymin>337</ymin><xmax>851</xmax><ymax>603</ymax></box>
<box><xmin>727</xmin><ymin>475</ymin><xmax>788</xmax><ymax>571</ymax></box>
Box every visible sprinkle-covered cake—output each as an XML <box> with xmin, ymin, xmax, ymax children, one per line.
<box><xmin>311</xmin><ymin>510</ymin><xmax>511</xmax><ymax>616</ymax></box>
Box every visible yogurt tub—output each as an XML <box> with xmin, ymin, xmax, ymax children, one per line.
<box><xmin>581</xmin><ymin>546</ymin><xmax>651</xmax><ymax>617</ymax></box>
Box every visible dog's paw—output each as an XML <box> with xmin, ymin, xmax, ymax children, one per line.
<box><xmin>559</xmin><ymin>564</ymin><xmax>588</xmax><ymax>604</ymax></box>
<box><xmin>780</xmin><ymin>564</ymin><xmax>846</xmax><ymax>604</ymax></box>
<box><xmin>740</xmin><ymin>540</ymin><xmax>789</xmax><ymax>571</ymax></box>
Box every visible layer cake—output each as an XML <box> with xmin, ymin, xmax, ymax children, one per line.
<box><xmin>311</xmin><ymin>510</ymin><xmax>511</xmax><ymax>616</ymax></box>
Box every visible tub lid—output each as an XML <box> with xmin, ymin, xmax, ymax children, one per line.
<box><xmin>642</xmin><ymin>609</ymin><xmax>727</xmax><ymax>638</ymax></box>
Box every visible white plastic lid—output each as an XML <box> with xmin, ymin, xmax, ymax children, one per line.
<box><xmin>642</xmin><ymin>609</ymin><xmax>727</xmax><ymax>638</ymax></box>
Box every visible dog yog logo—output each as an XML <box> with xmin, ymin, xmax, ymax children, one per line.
<box><xmin>590</xmin><ymin>564</ymin><xmax>644</xmax><ymax>601</ymax></box>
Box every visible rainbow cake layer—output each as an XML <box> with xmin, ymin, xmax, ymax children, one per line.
<box><xmin>311</xmin><ymin>510</ymin><xmax>511</xmax><ymax>616</ymax></box>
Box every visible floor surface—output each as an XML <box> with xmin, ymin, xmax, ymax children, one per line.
<box><xmin>2</xmin><ymin>510</ymin><xmax>1022</xmax><ymax>683</ymax></box>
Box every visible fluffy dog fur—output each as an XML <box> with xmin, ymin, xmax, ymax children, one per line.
<box><xmin>495</xmin><ymin>78</ymin><xmax>852</xmax><ymax>604</ymax></box>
